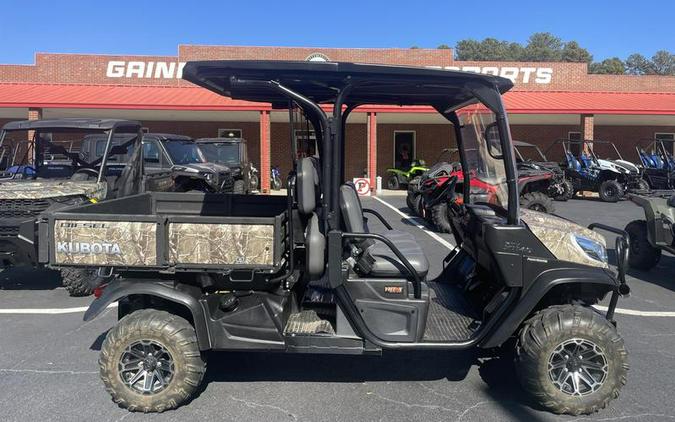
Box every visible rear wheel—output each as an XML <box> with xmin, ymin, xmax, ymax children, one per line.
<box><xmin>387</xmin><ymin>175</ymin><xmax>400</xmax><ymax>190</ymax></box>
<box><xmin>431</xmin><ymin>202</ymin><xmax>452</xmax><ymax>233</ymax></box>
<box><xmin>520</xmin><ymin>192</ymin><xmax>555</xmax><ymax>213</ymax></box>
<box><xmin>99</xmin><ymin>309</ymin><xmax>206</xmax><ymax>413</ymax></box>
<box><xmin>516</xmin><ymin>305</ymin><xmax>628</xmax><ymax>415</ymax></box>
<box><xmin>625</xmin><ymin>220</ymin><xmax>661</xmax><ymax>270</ymax></box>
<box><xmin>232</xmin><ymin>179</ymin><xmax>245</xmax><ymax>194</ymax></box>
<box><xmin>599</xmin><ymin>180</ymin><xmax>623</xmax><ymax>202</ymax></box>
<box><xmin>60</xmin><ymin>268</ymin><xmax>96</xmax><ymax>297</ymax></box>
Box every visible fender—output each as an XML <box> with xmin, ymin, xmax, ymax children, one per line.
<box><xmin>83</xmin><ymin>280</ymin><xmax>211</xmax><ymax>350</ymax></box>
<box><xmin>481</xmin><ymin>266</ymin><xmax>619</xmax><ymax>348</ymax></box>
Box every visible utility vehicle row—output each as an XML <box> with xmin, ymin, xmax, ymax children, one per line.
<box><xmin>0</xmin><ymin>122</ymin><xmax>263</xmax><ymax>295</ymax></box>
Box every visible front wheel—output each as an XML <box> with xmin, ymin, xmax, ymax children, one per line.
<box><xmin>520</xmin><ymin>192</ymin><xmax>555</xmax><ymax>213</ymax></box>
<box><xmin>633</xmin><ymin>178</ymin><xmax>650</xmax><ymax>192</ymax></box>
<box><xmin>598</xmin><ymin>180</ymin><xmax>623</xmax><ymax>202</ymax></box>
<box><xmin>516</xmin><ymin>305</ymin><xmax>628</xmax><ymax>415</ymax></box>
<box><xmin>625</xmin><ymin>220</ymin><xmax>661</xmax><ymax>270</ymax></box>
<box><xmin>555</xmin><ymin>180</ymin><xmax>574</xmax><ymax>201</ymax></box>
<box><xmin>387</xmin><ymin>175</ymin><xmax>400</xmax><ymax>190</ymax></box>
<box><xmin>99</xmin><ymin>309</ymin><xmax>206</xmax><ymax>412</ymax></box>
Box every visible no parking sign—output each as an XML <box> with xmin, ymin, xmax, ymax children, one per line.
<box><xmin>352</xmin><ymin>178</ymin><xmax>371</xmax><ymax>196</ymax></box>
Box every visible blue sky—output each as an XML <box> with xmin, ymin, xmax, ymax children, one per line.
<box><xmin>0</xmin><ymin>0</ymin><xmax>672</xmax><ymax>64</ymax></box>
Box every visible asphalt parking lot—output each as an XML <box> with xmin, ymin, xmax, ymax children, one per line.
<box><xmin>1</xmin><ymin>195</ymin><xmax>674</xmax><ymax>422</ymax></box>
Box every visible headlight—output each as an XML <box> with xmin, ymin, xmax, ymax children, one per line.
<box><xmin>573</xmin><ymin>234</ymin><xmax>608</xmax><ymax>263</ymax></box>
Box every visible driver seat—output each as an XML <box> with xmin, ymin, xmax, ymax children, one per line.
<box><xmin>339</xmin><ymin>184</ymin><xmax>429</xmax><ymax>278</ymax></box>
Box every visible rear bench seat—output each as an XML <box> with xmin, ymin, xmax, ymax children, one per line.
<box><xmin>339</xmin><ymin>184</ymin><xmax>429</xmax><ymax>278</ymax></box>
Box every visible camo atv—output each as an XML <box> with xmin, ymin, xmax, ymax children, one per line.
<box><xmin>0</xmin><ymin>119</ymin><xmax>163</xmax><ymax>296</ymax></box>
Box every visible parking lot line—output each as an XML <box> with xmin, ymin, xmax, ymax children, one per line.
<box><xmin>372</xmin><ymin>196</ymin><xmax>455</xmax><ymax>250</ymax></box>
<box><xmin>0</xmin><ymin>302</ymin><xmax>117</xmax><ymax>315</ymax></box>
<box><xmin>594</xmin><ymin>305</ymin><xmax>675</xmax><ymax>317</ymax></box>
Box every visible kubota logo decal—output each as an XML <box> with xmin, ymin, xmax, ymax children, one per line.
<box><xmin>56</xmin><ymin>242</ymin><xmax>122</xmax><ymax>255</ymax></box>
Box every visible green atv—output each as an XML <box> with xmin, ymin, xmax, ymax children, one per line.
<box><xmin>386</xmin><ymin>159</ymin><xmax>428</xmax><ymax>190</ymax></box>
<box><xmin>625</xmin><ymin>192</ymin><xmax>675</xmax><ymax>270</ymax></box>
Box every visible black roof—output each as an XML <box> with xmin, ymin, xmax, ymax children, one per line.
<box><xmin>182</xmin><ymin>60</ymin><xmax>513</xmax><ymax>109</ymax></box>
<box><xmin>1</xmin><ymin>118</ymin><xmax>142</xmax><ymax>131</ymax></box>
<box><xmin>194</xmin><ymin>137</ymin><xmax>246</xmax><ymax>144</ymax></box>
<box><xmin>143</xmin><ymin>133</ymin><xmax>192</xmax><ymax>141</ymax></box>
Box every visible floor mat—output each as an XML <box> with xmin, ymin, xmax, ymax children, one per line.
<box><xmin>423</xmin><ymin>282</ymin><xmax>480</xmax><ymax>342</ymax></box>
<box><xmin>284</xmin><ymin>310</ymin><xmax>335</xmax><ymax>335</ymax></box>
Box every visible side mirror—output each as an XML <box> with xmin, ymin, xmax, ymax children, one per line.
<box><xmin>484</xmin><ymin>122</ymin><xmax>503</xmax><ymax>159</ymax></box>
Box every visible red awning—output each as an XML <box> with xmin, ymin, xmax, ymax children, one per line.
<box><xmin>0</xmin><ymin>83</ymin><xmax>674</xmax><ymax>115</ymax></box>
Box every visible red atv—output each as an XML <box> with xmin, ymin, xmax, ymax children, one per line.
<box><xmin>408</xmin><ymin>163</ymin><xmax>556</xmax><ymax>233</ymax></box>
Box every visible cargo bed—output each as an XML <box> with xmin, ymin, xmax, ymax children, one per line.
<box><xmin>38</xmin><ymin>192</ymin><xmax>288</xmax><ymax>272</ymax></box>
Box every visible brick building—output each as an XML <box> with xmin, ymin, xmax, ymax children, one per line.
<box><xmin>1</xmin><ymin>45</ymin><xmax>674</xmax><ymax>191</ymax></box>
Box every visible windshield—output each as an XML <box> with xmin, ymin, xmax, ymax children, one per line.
<box><xmin>163</xmin><ymin>139</ymin><xmax>205</xmax><ymax>164</ymax></box>
<box><xmin>515</xmin><ymin>144</ymin><xmax>547</xmax><ymax>162</ymax></box>
<box><xmin>458</xmin><ymin>107</ymin><xmax>509</xmax><ymax>209</ymax></box>
<box><xmin>199</xmin><ymin>143</ymin><xmax>240</xmax><ymax>165</ymax></box>
<box><xmin>588</xmin><ymin>142</ymin><xmax>622</xmax><ymax>161</ymax></box>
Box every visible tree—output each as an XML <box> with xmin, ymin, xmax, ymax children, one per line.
<box><xmin>561</xmin><ymin>41</ymin><xmax>592</xmax><ymax>63</ymax></box>
<box><xmin>589</xmin><ymin>58</ymin><xmax>626</xmax><ymax>75</ymax></box>
<box><xmin>455</xmin><ymin>39</ymin><xmax>484</xmax><ymax>60</ymax></box>
<box><xmin>521</xmin><ymin>32</ymin><xmax>563</xmax><ymax>61</ymax></box>
<box><xmin>437</xmin><ymin>44</ymin><xmax>451</xmax><ymax>49</ymax></box>
<box><xmin>625</xmin><ymin>53</ymin><xmax>654</xmax><ymax>75</ymax></box>
<box><xmin>410</xmin><ymin>45</ymin><xmax>420</xmax><ymax>49</ymax></box>
<box><xmin>651</xmin><ymin>50</ymin><xmax>675</xmax><ymax>75</ymax></box>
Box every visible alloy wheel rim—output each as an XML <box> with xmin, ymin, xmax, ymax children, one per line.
<box><xmin>548</xmin><ymin>338</ymin><xmax>608</xmax><ymax>397</ymax></box>
<box><xmin>119</xmin><ymin>340</ymin><xmax>175</xmax><ymax>395</ymax></box>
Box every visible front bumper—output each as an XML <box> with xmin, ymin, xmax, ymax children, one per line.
<box><xmin>587</xmin><ymin>223</ymin><xmax>630</xmax><ymax>322</ymax></box>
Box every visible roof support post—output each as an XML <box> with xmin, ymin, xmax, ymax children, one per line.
<box><xmin>367</xmin><ymin>112</ymin><xmax>377</xmax><ymax>194</ymax></box>
<box><xmin>27</xmin><ymin>108</ymin><xmax>42</xmax><ymax>165</ymax></box>
<box><xmin>259</xmin><ymin>110</ymin><xmax>271</xmax><ymax>193</ymax></box>
<box><xmin>581</xmin><ymin>113</ymin><xmax>594</xmax><ymax>153</ymax></box>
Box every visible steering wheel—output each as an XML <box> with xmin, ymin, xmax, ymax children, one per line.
<box><xmin>72</xmin><ymin>168</ymin><xmax>99</xmax><ymax>180</ymax></box>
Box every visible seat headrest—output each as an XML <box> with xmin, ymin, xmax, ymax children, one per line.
<box><xmin>296</xmin><ymin>157</ymin><xmax>318</xmax><ymax>215</ymax></box>
<box><xmin>305</xmin><ymin>213</ymin><xmax>325</xmax><ymax>280</ymax></box>
<box><xmin>339</xmin><ymin>184</ymin><xmax>365</xmax><ymax>233</ymax></box>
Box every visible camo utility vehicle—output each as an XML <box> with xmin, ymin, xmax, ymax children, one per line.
<box><xmin>142</xmin><ymin>134</ymin><xmax>234</xmax><ymax>193</ymax></box>
<box><xmin>625</xmin><ymin>192</ymin><xmax>675</xmax><ymax>270</ymax></box>
<box><xmin>196</xmin><ymin>137</ymin><xmax>258</xmax><ymax>194</ymax></box>
<box><xmin>0</xmin><ymin>119</ymin><xmax>162</xmax><ymax>295</ymax></box>
<box><xmin>42</xmin><ymin>61</ymin><xmax>630</xmax><ymax>415</ymax></box>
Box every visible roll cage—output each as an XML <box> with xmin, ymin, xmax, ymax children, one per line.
<box><xmin>183</xmin><ymin>60</ymin><xmax>519</xmax><ymax>224</ymax></box>
<box><xmin>0</xmin><ymin>118</ymin><xmax>144</xmax><ymax>185</ymax></box>
<box><xmin>636</xmin><ymin>139</ymin><xmax>675</xmax><ymax>170</ymax></box>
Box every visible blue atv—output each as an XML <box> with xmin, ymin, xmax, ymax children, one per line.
<box><xmin>636</xmin><ymin>139</ymin><xmax>675</xmax><ymax>190</ymax></box>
